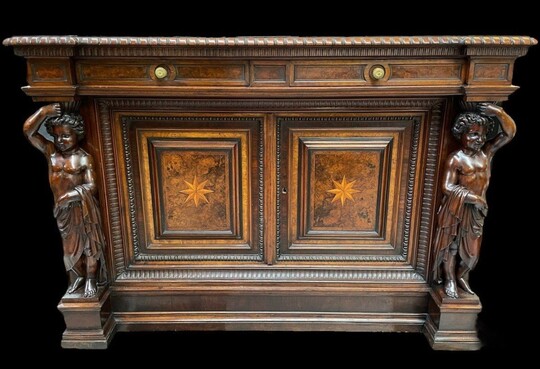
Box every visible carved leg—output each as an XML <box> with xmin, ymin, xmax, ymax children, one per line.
<box><xmin>67</xmin><ymin>259</ymin><xmax>85</xmax><ymax>294</ymax></box>
<box><xmin>442</xmin><ymin>252</ymin><xmax>459</xmax><ymax>298</ymax></box>
<box><xmin>84</xmin><ymin>256</ymin><xmax>98</xmax><ymax>298</ymax></box>
<box><xmin>457</xmin><ymin>262</ymin><xmax>475</xmax><ymax>295</ymax></box>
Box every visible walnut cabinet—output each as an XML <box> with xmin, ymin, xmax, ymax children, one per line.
<box><xmin>4</xmin><ymin>35</ymin><xmax>536</xmax><ymax>350</ymax></box>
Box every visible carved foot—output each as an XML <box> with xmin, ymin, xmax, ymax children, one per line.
<box><xmin>67</xmin><ymin>277</ymin><xmax>85</xmax><ymax>294</ymax></box>
<box><xmin>84</xmin><ymin>278</ymin><xmax>98</xmax><ymax>298</ymax></box>
<box><xmin>444</xmin><ymin>279</ymin><xmax>459</xmax><ymax>298</ymax></box>
<box><xmin>458</xmin><ymin>277</ymin><xmax>475</xmax><ymax>295</ymax></box>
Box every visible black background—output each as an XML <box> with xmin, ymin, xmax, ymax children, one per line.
<box><xmin>2</xmin><ymin>7</ymin><xmax>538</xmax><ymax>360</ymax></box>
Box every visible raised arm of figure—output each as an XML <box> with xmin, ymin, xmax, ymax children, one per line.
<box><xmin>22</xmin><ymin>103</ymin><xmax>61</xmax><ymax>154</ymax></box>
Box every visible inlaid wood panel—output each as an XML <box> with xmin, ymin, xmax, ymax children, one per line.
<box><xmin>28</xmin><ymin>58</ymin><xmax>72</xmax><ymax>85</ymax></box>
<box><xmin>152</xmin><ymin>139</ymin><xmax>237</xmax><ymax>236</ymax></box>
<box><xmin>307</xmin><ymin>141</ymin><xmax>388</xmax><ymax>235</ymax></box>
<box><xmin>277</xmin><ymin>114</ymin><xmax>426</xmax><ymax>263</ymax></box>
<box><xmin>473</xmin><ymin>63</ymin><xmax>510</xmax><ymax>81</ymax></box>
<box><xmin>291</xmin><ymin>61</ymin><xmax>366</xmax><ymax>86</ymax></box>
<box><xmin>251</xmin><ymin>63</ymin><xmax>288</xmax><ymax>86</ymax></box>
<box><xmin>114</xmin><ymin>113</ymin><xmax>263</xmax><ymax>262</ymax></box>
<box><xmin>387</xmin><ymin>62</ymin><xmax>463</xmax><ymax>85</ymax></box>
<box><xmin>79</xmin><ymin>63</ymin><xmax>148</xmax><ymax>81</ymax></box>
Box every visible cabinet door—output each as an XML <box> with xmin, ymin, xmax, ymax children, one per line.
<box><xmin>103</xmin><ymin>109</ymin><xmax>264</xmax><ymax>267</ymax></box>
<box><xmin>277</xmin><ymin>113</ymin><xmax>427</xmax><ymax>264</ymax></box>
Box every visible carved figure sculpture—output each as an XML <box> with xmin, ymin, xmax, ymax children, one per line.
<box><xmin>433</xmin><ymin>103</ymin><xmax>516</xmax><ymax>298</ymax></box>
<box><xmin>23</xmin><ymin>104</ymin><xmax>107</xmax><ymax>298</ymax></box>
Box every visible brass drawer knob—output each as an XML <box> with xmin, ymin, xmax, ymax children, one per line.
<box><xmin>370</xmin><ymin>66</ymin><xmax>386</xmax><ymax>80</ymax></box>
<box><xmin>154</xmin><ymin>66</ymin><xmax>168</xmax><ymax>79</ymax></box>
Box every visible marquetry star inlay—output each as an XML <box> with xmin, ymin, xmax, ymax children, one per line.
<box><xmin>327</xmin><ymin>176</ymin><xmax>360</xmax><ymax>206</ymax></box>
<box><xmin>180</xmin><ymin>176</ymin><xmax>214</xmax><ymax>207</ymax></box>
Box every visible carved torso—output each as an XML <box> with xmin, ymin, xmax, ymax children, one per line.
<box><xmin>48</xmin><ymin>148</ymin><xmax>88</xmax><ymax>200</ymax></box>
<box><xmin>454</xmin><ymin>149</ymin><xmax>491</xmax><ymax>198</ymax></box>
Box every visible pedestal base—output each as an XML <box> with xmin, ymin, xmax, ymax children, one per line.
<box><xmin>423</xmin><ymin>285</ymin><xmax>482</xmax><ymax>350</ymax></box>
<box><xmin>57</xmin><ymin>287</ymin><xmax>116</xmax><ymax>349</ymax></box>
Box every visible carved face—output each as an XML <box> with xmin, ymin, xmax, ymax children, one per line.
<box><xmin>52</xmin><ymin>125</ymin><xmax>78</xmax><ymax>152</ymax></box>
<box><xmin>461</xmin><ymin>124</ymin><xmax>487</xmax><ymax>153</ymax></box>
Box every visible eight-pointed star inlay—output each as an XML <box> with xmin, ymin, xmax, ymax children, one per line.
<box><xmin>180</xmin><ymin>176</ymin><xmax>214</xmax><ymax>207</ymax></box>
<box><xmin>327</xmin><ymin>176</ymin><xmax>360</xmax><ymax>206</ymax></box>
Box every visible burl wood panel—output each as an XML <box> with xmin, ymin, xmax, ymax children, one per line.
<box><xmin>176</xmin><ymin>63</ymin><xmax>246</xmax><ymax>82</ymax></box>
<box><xmin>310</xmin><ymin>150</ymin><xmax>380</xmax><ymax>232</ymax></box>
<box><xmin>252</xmin><ymin>63</ymin><xmax>288</xmax><ymax>85</ymax></box>
<box><xmin>390</xmin><ymin>64</ymin><xmax>461</xmax><ymax>80</ymax></box>
<box><xmin>291</xmin><ymin>62</ymin><xmax>366</xmax><ymax>86</ymax></box>
<box><xmin>159</xmin><ymin>149</ymin><xmax>232</xmax><ymax>233</ymax></box>
<box><xmin>473</xmin><ymin>63</ymin><xmax>509</xmax><ymax>80</ymax></box>
<box><xmin>79</xmin><ymin>63</ymin><xmax>148</xmax><ymax>82</ymax></box>
<box><xmin>466</xmin><ymin>59</ymin><xmax>514</xmax><ymax>91</ymax></box>
<box><xmin>28</xmin><ymin>59</ymin><xmax>72</xmax><ymax>85</ymax></box>
<box><xmin>31</xmin><ymin>63</ymin><xmax>67</xmax><ymax>81</ymax></box>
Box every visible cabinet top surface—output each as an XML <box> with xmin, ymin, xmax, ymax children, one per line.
<box><xmin>3</xmin><ymin>35</ymin><xmax>537</xmax><ymax>47</ymax></box>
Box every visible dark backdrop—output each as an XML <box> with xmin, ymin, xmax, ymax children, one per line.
<box><xmin>2</xmin><ymin>8</ymin><xmax>538</xmax><ymax>360</ymax></box>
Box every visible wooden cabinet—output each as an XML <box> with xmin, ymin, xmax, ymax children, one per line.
<box><xmin>4</xmin><ymin>35</ymin><xmax>536</xmax><ymax>350</ymax></box>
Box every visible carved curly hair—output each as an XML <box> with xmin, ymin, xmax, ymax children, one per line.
<box><xmin>44</xmin><ymin>113</ymin><xmax>85</xmax><ymax>141</ymax></box>
<box><xmin>451</xmin><ymin>112</ymin><xmax>497</xmax><ymax>141</ymax></box>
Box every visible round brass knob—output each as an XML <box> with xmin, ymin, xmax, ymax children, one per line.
<box><xmin>370</xmin><ymin>66</ymin><xmax>386</xmax><ymax>80</ymax></box>
<box><xmin>154</xmin><ymin>66</ymin><xmax>168</xmax><ymax>79</ymax></box>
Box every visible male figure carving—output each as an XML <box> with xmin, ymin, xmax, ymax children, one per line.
<box><xmin>433</xmin><ymin>103</ymin><xmax>516</xmax><ymax>298</ymax></box>
<box><xmin>23</xmin><ymin>104</ymin><xmax>107</xmax><ymax>298</ymax></box>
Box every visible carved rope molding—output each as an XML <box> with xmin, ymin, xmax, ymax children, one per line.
<box><xmin>4</xmin><ymin>35</ymin><xmax>537</xmax><ymax>46</ymax></box>
<box><xmin>4</xmin><ymin>36</ymin><xmax>536</xmax><ymax>57</ymax></box>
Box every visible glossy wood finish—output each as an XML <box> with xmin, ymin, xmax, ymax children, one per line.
<box><xmin>4</xmin><ymin>35</ymin><xmax>536</xmax><ymax>350</ymax></box>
